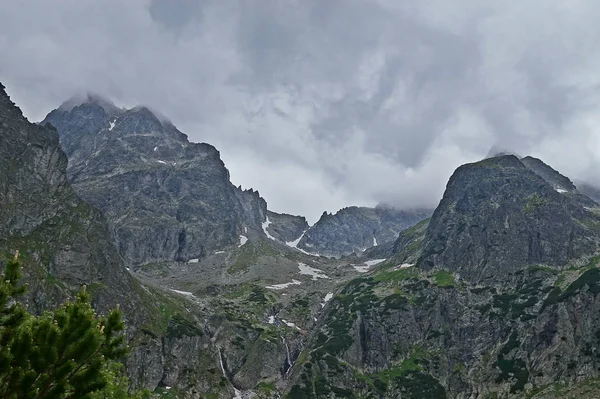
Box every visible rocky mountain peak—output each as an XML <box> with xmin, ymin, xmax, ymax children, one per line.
<box><xmin>521</xmin><ymin>155</ymin><xmax>577</xmax><ymax>192</ymax></box>
<box><xmin>295</xmin><ymin>205</ymin><xmax>431</xmax><ymax>258</ymax></box>
<box><xmin>41</xmin><ymin>94</ymin><xmax>272</xmax><ymax>265</ymax></box>
<box><xmin>0</xmin><ymin>83</ymin><xmax>24</xmax><ymax>120</ymax></box>
<box><xmin>58</xmin><ymin>92</ymin><xmax>122</xmax><ymax>115</ymax></box>
<box><xmin>418</xmin><ymin>154</ymin><xmax>600</xmax><ymax>283</ymax></box>
<box><xmin>485</xmin><ymin>145</ymin><xmax>521</xmax><ymax>159</ymax></box>
<box><xmin>0</xmin><ymin>81</ymin><xmax>136</xmax><ymax>295</ymax></box>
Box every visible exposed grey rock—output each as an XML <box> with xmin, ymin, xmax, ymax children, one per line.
<box><xmin>264</xmin><ymin>210</ymin><xmax>309</xmax><ymax>243</ymax></box>
<box><xmin>288</xmin><ymin>154</ymin><xmax>600</xmax><ymax>398</ymax></box>
<box><xmin>0</xmin><ymin>83</ymin><xmax>228</xmax><ymax>397</ymax></box>
<box><xmin>418</xmin><ymin>155</ymin><xmax>600</xmax><ymax>283</ymax></box>
<box><xmin>521</xmin><ymin>156</ymin><xmax>577</xmax><ymax>192</ymax></box>
<box><xmin>0</xmin><ymin>82</ymin><xmax>134</xmax><ymax>302</ymax></box>
<box><xmin>43</xmin><ymin>101</ymin><xmax>270</xmax><ymax>266</ymax></box>
<box><xmin>521</xmin><ymin>156</ymin><xmax>598</xmax><ymax>208</ymax></box>
<box><xmin>297</xmin><ymin>205</ymin><xmax>431</xmax><ymax>258</ymax></box>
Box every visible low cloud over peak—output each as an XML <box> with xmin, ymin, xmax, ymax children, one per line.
<box><xmin>2</xmin><ymin>0</ymin><xmax>600</xmax><ymax>222</ymax></box>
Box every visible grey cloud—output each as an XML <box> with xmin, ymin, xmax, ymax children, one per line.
<box><xmin>1</xmin><ymin>0</ymin><xmax>600</xmax><ymax>222</ymax></box>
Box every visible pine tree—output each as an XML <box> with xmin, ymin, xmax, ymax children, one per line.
<box><xmin>0</xmin><ymin>251</ymin><xmax>149</xmax><ymax>399</ymax></box>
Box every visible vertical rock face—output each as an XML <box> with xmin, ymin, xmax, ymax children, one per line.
<box><xmin>290</xmin><ymin>155</ymin><xmax>600</xmax><ymax>398</ymax></box>
<box><xmin>520</xmin><ymin>156</ymin><xmax>577</xmax><ymax>192</ymax></box>
<box><xmin>0</xmin><ymin>84</ymin><xmax>236</xmax><ymax>396</ymax></box>
<box><xmin>264</xmin><ymin>210</ymin><xmax>309</xmax><ymax>243</ymax></box>
<box><xmin>0</xmin><ymin>84</ymin><xmax>126</xmax><ymax>288</ymax></box>
<box><xmin>43</xmin><ymin>99</ymin><xmax>269</xmax><ymax>266</ymax></box>
<box><xmin>0</xmin><ymin>83</ymin><xmax>149</xmax><ymax>331</ymax></box>
<box><xmin>296</xmin><ymin>206</ymin><xmax>432</xmax><ymax>258</ymax></box>
<box><xmin>418</xmin><ymin>155</ymin><xmax>600</xmax><ymax>283</ymax></box>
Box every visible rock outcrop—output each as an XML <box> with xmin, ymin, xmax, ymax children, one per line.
<box><xmin>419</xmin><ymin>155</ymin><xmax>600</xmax><ymax>283</ymax></box>
<box><xmin>43</xmin><ymin>99</ymin><xmax>270</xmax><ymax>266</ymax></box>
<box><xmin>295</xmin><ymin>205</ymin><xmax>431</xmax><ymax>258</ymax></box>
<box><xmin>0</xmin><ymin>83</ymin><xmax>233</xmax><ymax>397</ymax></box>
<box><xmin>0</xmin><ymin>83</ymin><xmax>136</xmax><ymax>312</ymax></box>
<box><xmin>264</xmin><ymin>210</ymin><xmax>309</xmax><ymax>243</ymax></box>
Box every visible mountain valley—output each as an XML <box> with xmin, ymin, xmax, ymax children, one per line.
<box><xmin>3</xmin><ymin>83</ymin><xmax>600</xmax><ymax>399</ymax></box>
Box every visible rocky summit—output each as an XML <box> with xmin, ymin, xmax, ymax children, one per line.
<box><xmin>418</xmin><ymin>155</ymin><xmax>600</xmax><ymax>283</ymax></box>
<box><xmin>5</xmin><ymin>82</ymin><xmax>600</xmax><ymax>399</ymax></box>
<box><xmin>287</xmin><ymin>155</ymin><xmax>600</xmax><ymax>399</ymax></box>
<box><xmin>42</xmin><ymin>96</ymin><xmax>425</xmax><ymax>265</ymax></box>
<box><xmin>295</xmin><ymin>206</ymin><xmax>431</xmax><ymax>258</ymax></box>
<box><xmin>43</xmin><ymin>98</ymin><xmax>273</xmax><ymax>266</ymax></box>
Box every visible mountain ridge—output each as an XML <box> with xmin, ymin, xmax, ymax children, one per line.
<box><xmin>8</xmin><ymin>82</ymin><xmax>600</xmax><ymax>398</ymax></box>
<box><xmin>42</xmin><ymin>97</ymin><xmax>431</xmax><ymax>263</ymax></box>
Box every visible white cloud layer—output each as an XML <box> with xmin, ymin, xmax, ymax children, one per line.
<box><xmin>2</xmin><ymin>0</ymin><xmax>600</xmax><ymax>223</ymax></box>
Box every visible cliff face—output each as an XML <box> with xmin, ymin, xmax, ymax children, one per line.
<box><xmin>287</xmin><ymin>155</ymin><xmax>600</xmax><ymax>398</ymax></box>
<box><xmin>418</xmin><ymin>155</ymin><xmax>600</xmax><ymax>283</ymax></box>
<box><xmin>0</xmin><ymin>83</ymin><xmax>133</xmax><ymax>305</ymax></box>
<box><xmin>264</xmin><ymin>210</ymin><xmax>309</xmax><ymax>243</ymax></box>
<box><xmin>0</xmin><ymin>84</ymin><xmax>232</xmax><ymax>397</ymax></box>
<box><xmin>43</xmin><ymin>101</ymin><xmax>269</xmax><ymax>266</ymax></box>
<box><xmin>295</xmin><ymin>206</ymin><xmax>431</xmax><ymax>258</ymax></box>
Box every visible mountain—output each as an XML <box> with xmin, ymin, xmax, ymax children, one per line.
<box><xmin>520</xmin><ymin>156</ymin><xmax>599</xmax><ymax>208</ymax></box>
<box><xmin>0</xmin><ymin>83</ymin><xmax>136</xmax><ymax>311</ymax></box>
<box><xmin>520</xmin><ymin>156</ymin><xmax>577</xmax><ymax>192</ymax></box>
<box><xmin>14</xmin><ymin>83</ymin><xmax>600</xmax><ymax>398</ymax></box>
<box><xmin>2</xmin><ymin>84</ymin><xmax>287</xmax><ymax>398</ymax></box>
<box><xmin>292</xmin><ymin>206</ymin><xmax>432</xmax><ymax>258</ymax></box>
<box><xmin>418</xmin><ymin>155</ymin><xmax>600</xmax><ymax>283</ymax></box>
<box><xmin>287</xmin><ymin>154</ymin><xmax>600</xmax><ymax>398</ymax></box>
<box><xmin>43</xmin><ymin>98</ymin><xmax>270</xmax><ymax>266</ymax></box>
<box><xmin>264</xmin><ymin>210</ymin><xmax>309</xmax><ymax>243</ymax></box>
<box><xmin>43</xmin><ymin>96</ymin><xmax>431</xmax><ymax>264</ymax></box>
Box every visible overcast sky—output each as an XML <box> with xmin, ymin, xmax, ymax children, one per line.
<box><xmin>2</xmin><ymin>0</ymin><xmax>600</xmax><ymax>223</ymax></box>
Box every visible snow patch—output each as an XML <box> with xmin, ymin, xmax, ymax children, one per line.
<box><xmin>233</xmin><ymin>388</ymin><xmax>243</xmax><ymax>399</ymax></box>
<box><xmin>108</xmin><ymin>120</ymin><xmax>116</xmax><ymax>131</ymax></box>
<box><xmin>157</xmin><ymin>160</ymin><xmax>167</xmax><ymax>164</ymax></box>
<box><xmin>364</xmin><ymin>258</ymin><xmax>386</xmax><ymax>267</ymax></box>
<box><xmin>286</xmin><ymin>231</ymin><xmax>320</xmax><ymax>256</ymax></box>
<box><xmin>262</xmin><ymin>216</ymin><xmax>277</xmax><ymax>240</ymax></box>
<box><xmin>298</xmin><ymin>262</ymin><xmax>329</xmax><ymax>280</ymax></box>
<box><xmin>556</xmin><ymin>188</ymin><xmax>568</xmax><ymax>193</ymax></box>
<box><xmin>268</xmin><ymin>316</ymin><xmax>275</xmax><ymax>324</ymax></box>
<box><xmin>244</xmin><ymin>226</ymin><xmax>248</xmax><ymax>233</ymax></box>
<box><xmin>282</xmin><ymin>319</ymin><xmax>302</xmax><ymax>331</ymax></box>
<box><xmin>353</xmin><ymin>265</ymin><xmax>371</xmax><ymax>273</ymax></box>
<box><xmin>373</xmin><ymin>236</ymin><xmax>378</xmax><ymax>246</ymax></box>
<box><xmin>153</xmin><ymin>146</ymin><xmax>158</xmax><ymax>152</ymax></box>
<box><xmin>266</xmin><ymin>279</ymin><xmax>302</xmax><ymax>290</ymax></box>
<box><xmin>239</xmin><ymin>235</ymin><xmax>248</xmax><ymax>246</ymax></box>
<box><xmin>215</xmin><ymin>251</ymin><xmax>225</xmax><ymax>254</ymax></box>
<box><xmin>188</xmin><ymin>258</ymin><xmax>199</xmax><ymax>263</ymax></box>
<box><xmin>400</xmin><ymin>263</ymin><xmax>415</xmax><ymax>269</ymax></box>
<box><xmin>321</xmin><ymin>292</ymin><xmax>334</xmax><ymax>308</ymax></box>
<box><xmin>285</xmin><ymin>231</ymin><xmax>305</xmax><ymax>248</ymax></box>
<box><xmin>170</xmin><ymin>289</ymin><xmax>194</xmax><ymax>297</ymax></box>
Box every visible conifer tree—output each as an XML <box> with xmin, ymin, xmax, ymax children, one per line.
<box><xmin>0</xmin><ymin>251</ymin><xmax>148</xmax><ymax>399</ymax></box>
